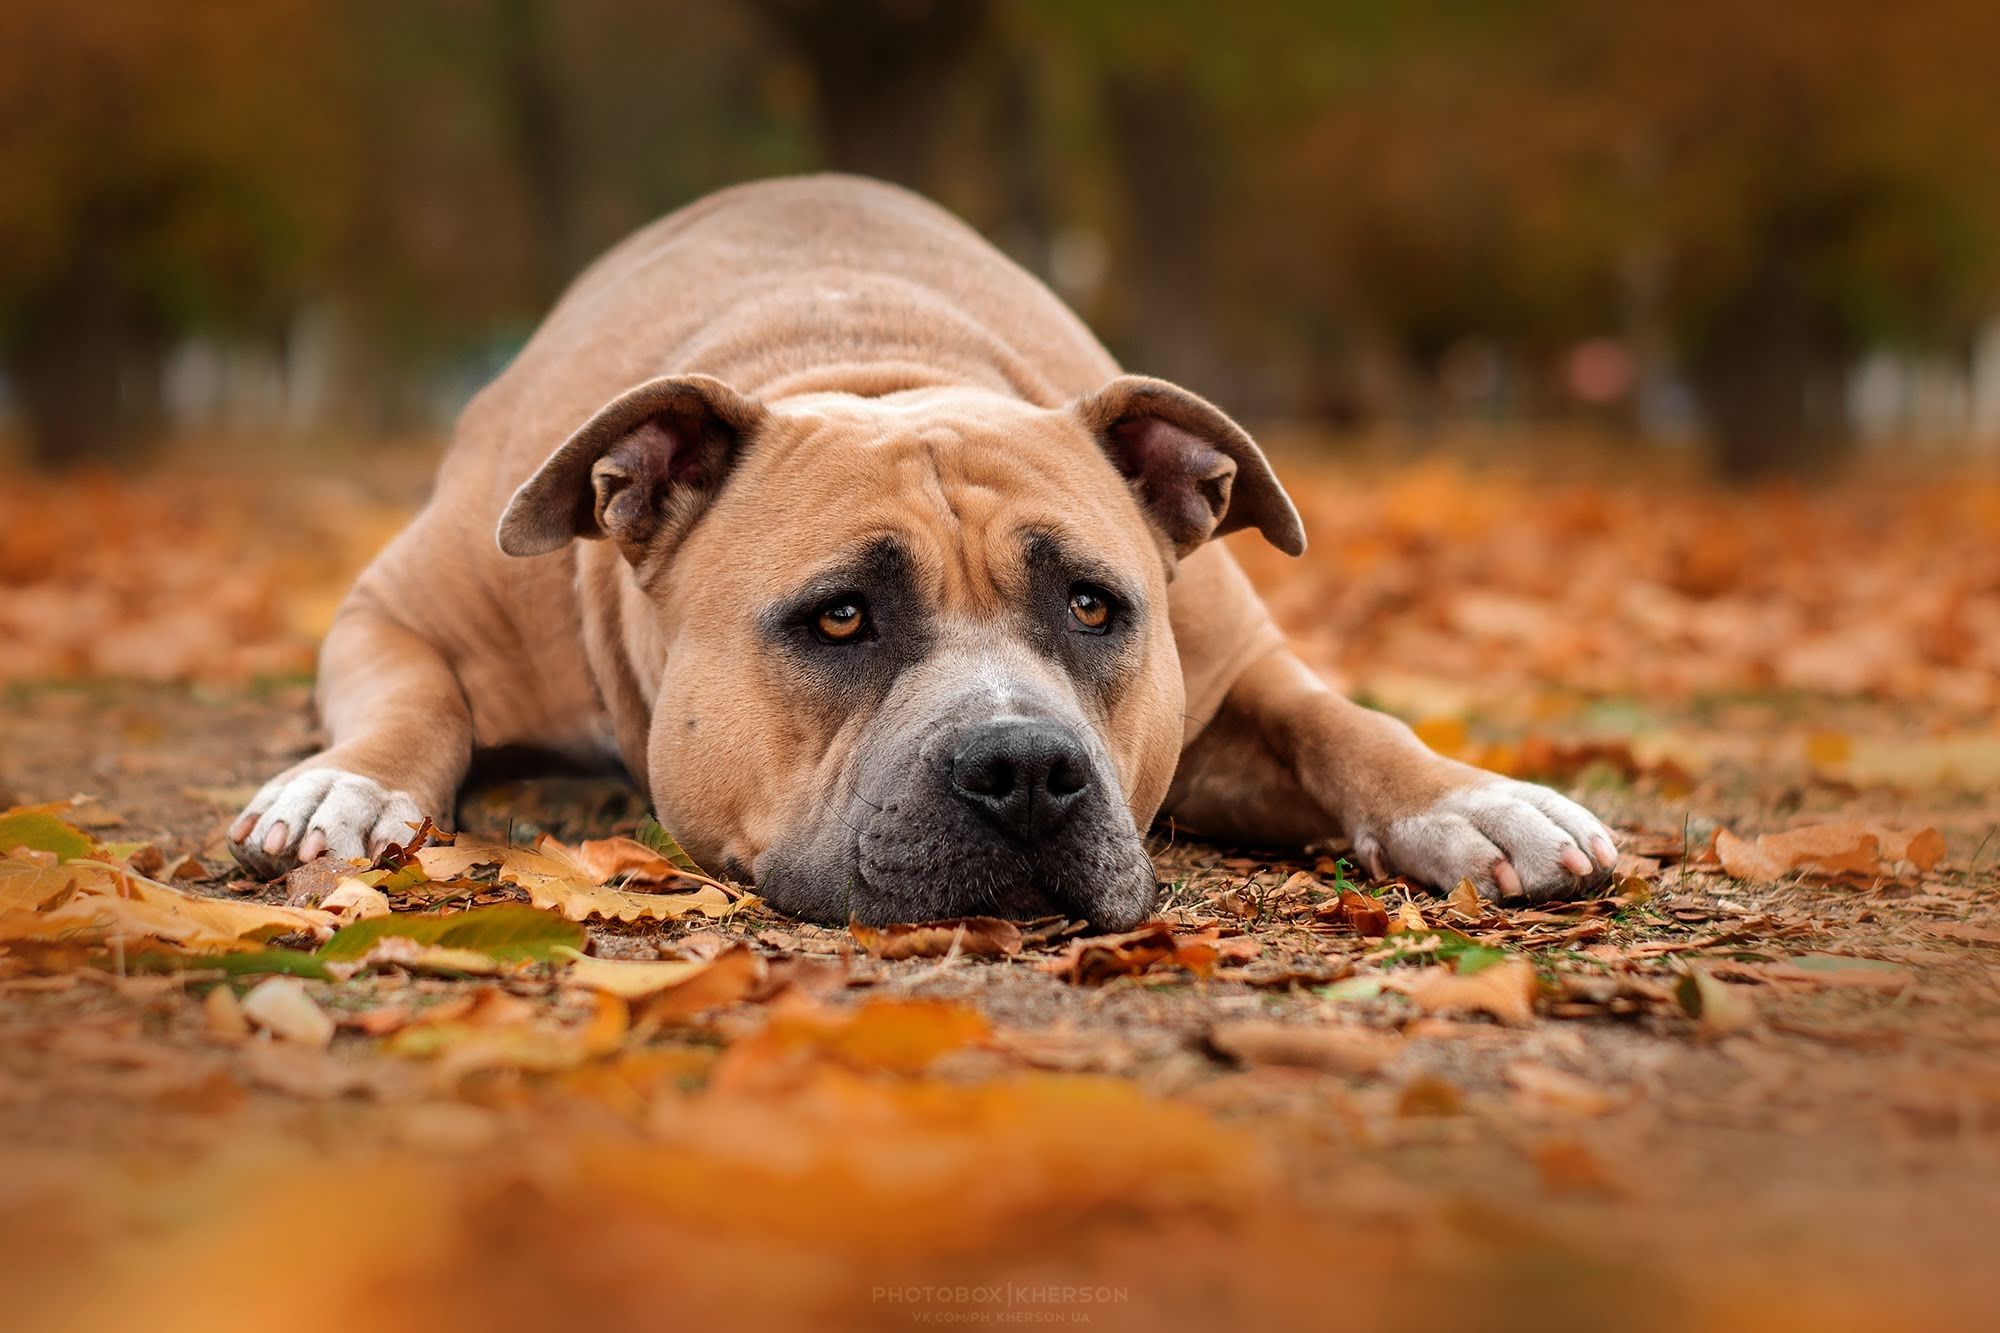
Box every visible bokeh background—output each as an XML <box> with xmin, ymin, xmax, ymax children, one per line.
<box><xmin>7</xmin><ymin>0</ymin><xmax>2000</xmax><ymax>478</ymax></box>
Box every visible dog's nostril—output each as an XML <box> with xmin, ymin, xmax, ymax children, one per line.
<box><xmin>958</xmin><ymin>754</ymin><xmax>1016</xmax><ymax>800</ymax></box>
<box><xmin>949</xmin><ymin>719</ymin><xmax>1094</xmax><ymax>839</ymax></box>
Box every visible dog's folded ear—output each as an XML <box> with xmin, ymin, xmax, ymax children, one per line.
<box><xmin>1072</xmin><ymin>375</ymin><xmax>1306</xmax><ymax>558</ymax></box>
<box><xmin>497</xmin><ymin>374</ymin><xmax>766</xmax><ymax>560</ymax></box>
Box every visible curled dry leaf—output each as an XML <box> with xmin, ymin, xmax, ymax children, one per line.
<box><xmin>568</xmin><ymin>835</ymin><xmax>725</xmax><ymax>890</ymax></box>
<box><xmin>634</xmin><ymin>943</ymin><xmax>766</xmax><ymax>1024</ymax></box>
<box><xmin>0</xmin><ymin>853</ymin><xmax>337</xmax><ymax>949</ymax></box>
<box><xmin>1444</xmin><ymin>878</ymin><xmax>1484</xmax><ymax>920</ymax></box>
<box><xmin>240</xmin><ymin>977</ymin><xmax>335</xmax><ymax>1047</ymax></box>
<box><xmin>554</xmin><ymin>948</ymin><xmax>716</xmax><ymax>1000</ymax></box>
<box><xmin>1676</xmin><ymin>966</ymin><xmax>1757</xmax><ymax>1038</ymax></box>
<box><xmin>1038</xmin><ymin>921</ymin><xmax>1252</xmax><ymax>985</ymax></box>
<box><xmin>1207</xmin><ymin>1020</ymin><xmax>1393</xmax><ymax>1077</ymax></box>
<box><xmin>849</xmin><ymin>916</ymin><xmax>1024</xmax><ymax>961</ymax></box>
<box><xmin>322</xmin><ymin>878</ymin><xmax>392</xmax><ymax>923</ymax></box>
<box><xmin>1318</xmin><ymin>889</ymin><xmax>1390</xmax><ymax>937</ymax></box>
<box><xmin>1715</xmin><ymin>822</ymin><xmax>1945</xmax><ymax>882</ymax></box>
<box><xmin>1397</xmin><ymin>958</ymin><xmax>1539</xmax><ymax>1026</ymax></box>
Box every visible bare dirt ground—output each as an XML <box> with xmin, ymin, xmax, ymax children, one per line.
<box><xmin>2</xmin><ymin>458</ymin><xmax>1997</xmax><ymax>1332</ymax></box>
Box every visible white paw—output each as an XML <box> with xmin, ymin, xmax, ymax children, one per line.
<box><xmin>1353</xmin><ymin>779</ymin><xmax>1618</xmax><ymax>903</ymax></box>
<box><xmin>228</xmin><ymin>768</ymin><xmax>427</xmax><ymax>879</ymax></box>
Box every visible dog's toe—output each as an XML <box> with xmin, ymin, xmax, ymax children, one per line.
<box><xmin>1377</xmin><ymin>779</ymin><xmax>1616</xmax><ymax>904</ymax></box>
<box><xmin>229</xmin><ymin>768</ymin><xmax>427</xmax><ymax>879</ymax></box>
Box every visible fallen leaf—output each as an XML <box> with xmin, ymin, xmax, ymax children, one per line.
<box><xmin>554</xmin><ymin>948</ymin><xmax>715</xmax><ymax>1000</ymax></box>
<box><xmin>0</xmin><ymin>807</ymin><xmax>95</xmax><ymax>861</ymax></box>
<box><xmin>1398</xmin><ymin>959</ymin><xmax>1539</xmax><ymax>1025</ymax></box>
<box><xmin>711</xmin><ymin>998</ymin><xmax>990</xmax><ymax>1091</ymax></box>
<box><xmin>203</xmin><ymin>985</ymin><xmax>250</xmax><ymax>1042</ymax></box>
<box><xmin>1530</xmin><ymin>1137</ymin><xmax>1623</xmax><ymax>1196</ymax></box>
<box><xmin>1715</xmin><ymin>822</ymin><xmax>1945</xmax><ymax>881</ymax></box>
<box><xmin>456</xmin><ymin>837</ymin><xmax>739</xmax><ymax>924</ymax></box>
<box><xmin>849</xmin><ymin>916</ymin><xmax>1024</xmax><ymax>961</ymax></box>
<box><xmin>1039</xmin><ymin>922</ymin><xmax>1237</xmax><ymax>984</ymax></box>
<box><xmin>634</xmin><ymin>943</ymin><xmax>766</xmax><ymax>1024</ymax></box>
<box><xmin>322</xmin><ymin>878</ymin><xmax>392</xmax><ymax>922</ymax></box>
<box><xmin>1676</xmin><ymin>966</ymin><xmax>1757</xmax><ymax>1037</ymax></box>
<box><xmin>240</xmin><ymin>977</ymin><xmax>334</xmax><ymax>1047</ymax></box>
<box><xmin>1207</xmin><ymin>1020</ymin><xmax>1392</xmax><ymax>1076</ymax></box>
<box><xmin>1506</xmin><ymin>1061</ymin><xmax>1626</xmax><ymax>1116</ymax></box>
<box><xmin>1444</xmin><ymin>878</ymin><xmax>1484</xmax><ymax>920</ymax></box>
<box><xmin>317</xmin><ymin>903</ymin><xmax>584</xmax><ymax>964</ymax></box>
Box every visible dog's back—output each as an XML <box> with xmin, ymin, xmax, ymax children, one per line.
<box><xmin>345</xmin><ymin>175</ymin><xmax>1124</xmax><ymax>755</ymax></box>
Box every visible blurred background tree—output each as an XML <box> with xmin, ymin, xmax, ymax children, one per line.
<box><xmin>4</xmin><ymin>0</ymin><xmax>1999</xmax><ymax>475</ymax></box>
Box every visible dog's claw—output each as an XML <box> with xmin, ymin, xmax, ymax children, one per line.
<box><xmin>229</xmin><ymin>767</ymin><xmax>427</xmax><ymax>879</ymax></box>
<box><xmin>1362</xmin><ymin>777</ymin><xmax>1617</xmax><ymax>904</ymax></box>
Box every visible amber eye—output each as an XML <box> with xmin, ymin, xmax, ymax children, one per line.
<box><xmin>1068</xmin><ymin>585</ymin><xmax>1113</xmax><ymax>632</ymax></box>
<box><xmin>814</xmin><ymin>598</ymin><xmax>869</xmax><ymax>643</ymax></box>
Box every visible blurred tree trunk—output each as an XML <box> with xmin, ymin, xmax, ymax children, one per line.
<box><xmin>1100</xmin><ymin>68</ymin><xmax>1223</xmax><ymax>391</ymax></box>
<box><xmin>1690</xmin><ymin>266</ymin><xmax>1850</xmax><ymax>479</ymax></box>
<box><xmin>755</xmin><ymin>0</ymin><xmax>991</xmax><ymax>188</ymax></box>
<box><xmin>494</xmin><ymin>0</ymin><xmax>577</xmax><ymax>302</ymax></box>
<box><xmin>8</xmin><ymin>274</ymin><xmax>163</xmax><ymax>468</ymax></box>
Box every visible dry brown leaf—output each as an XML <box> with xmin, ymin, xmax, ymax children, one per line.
<box><xmin>417</xmin><ymin>836</ymin><xmax>736</xmax><ymax>924</ymax></box>
<box><xmin>988</xmin><ymin>1026</ymin><xmax>1136</xmax><ymax>1075</ymax></box>
<box><xmin>710</xmin><ymin>998</ymin><xmax>990</xmax><ymax>1092</ymax></box>
<box><xmin>1506</xmin><ymin>1061</ymin><xmax>1626</xmax><ymax>1116</ymax></box>
<box><xmin>1444</xmin><ymin>877</ymin><xmax>1484</xmax><ymax>920</ymax></box>
<box><xmin>634</xmin><ymin>943</ymin><xmax>766</xmax><ymax>1024</ymax></box>
<box><xmin>1715</xmin><ymin>822</ymin><xmax>1945</xmax><ymax>882</ymax></box>
<box><xmin>849</xmin><ymin>916</ymin><xmax>1024</xmax><ymax>961</ymax></box>
<box><xmin>566</xmin><ymin>835</ymin><xmax>724</xmax><ymax>890</ymax></box>
<box><xmin>1320</xmin><ymin>889</ymin><xmax>1390</xmax><ymax>937</ymax></box>
<box><xmin>1038</xmin><ymin>921</ymin><xmax>1244</xmax><ymax>984</ymax></box>
<box><xmin>1530</xmin><ymin>1137</ymin><xmax>1624</xmax><ymax>1196</ymax></box>
<box><xmin>1398</xmin><ymin>959</ymin><xmax>1539</xmax><ymax>1026</ymax></box>
<box><xmin>203</xmin><ymin>985</ymin><xmax>250</xmax><ymax>1042</ymax></box>
<box><xmin>1676</xmin><ymin>966</ymin><xmax>1757</xmax><ymax>1037</ymax></box>
<box><xmin>1208</xmin><ymin>1020</ymin><xmax>1393</xmax><ymax>1076</ymax></box>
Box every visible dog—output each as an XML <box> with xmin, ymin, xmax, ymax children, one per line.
<box><xmin>229</xmin><ymin>175</ymin><xmax>1616</xmax><ymax>927</ymax></box>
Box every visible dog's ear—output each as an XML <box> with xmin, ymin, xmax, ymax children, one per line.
<box><xmin>1072</xmin><ymin>375</ymin><xmax>1305</xmax><ymax>558</ymax></box>
<box><xmin>497</xmin><ymin>374</ymin><xmax>766</xmax><ymax>560</ymax></box>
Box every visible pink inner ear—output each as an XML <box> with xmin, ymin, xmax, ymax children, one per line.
<box><xmin>1110</xmin><ymin>416</ymin><xmax>1236</xmax><ymax>550</ymax></box>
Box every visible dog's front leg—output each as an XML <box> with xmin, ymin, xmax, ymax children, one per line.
<box><xmin>229</xmin><ymin>606</ymin><xmax>471</xmax><ymax>877</ymax></box>
<box><xmin>1165</xmin><ymin>649</ymin><xmax>1618</xmax><ymax>902</ymax></box>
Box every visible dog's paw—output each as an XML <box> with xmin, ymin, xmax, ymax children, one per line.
<box><xmin>228</xmin><ymin>768</ymin><xmax>427</xmax><ymax>879</ymax></box>
<box><xmin>1352</xmin><ymin>778</ymin><xmax>1618</xmax><ymax>904</ymax></box>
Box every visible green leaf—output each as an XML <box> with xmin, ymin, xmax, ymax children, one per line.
<box><xmin>316</xmin><ymin>903</ymin><xmax>584</xmax><ymax>963</ymax></box>
<box><xmin>0</xmin><ymin>810</ymin><xmax>95</xmax><ymax>862</ymax></box>
<box><xmin>117</xmin><ymin>949</ymin><xmax>334</xmax><ymax>980</ymax></box>
<box><xmin>635</xmin><ymin>814</ymin><xmax>708</xmax><ymax>877</ymax></box>
<box><xmin>1453</xmin><ymin>944</ymin><xmax>1512</xmax><ymax>975</ymax></box>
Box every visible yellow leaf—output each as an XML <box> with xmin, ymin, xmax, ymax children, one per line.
<box><xmin>554</xmin><ymin>948</ymin><xmax>714</xmax><ymax>999</ymax></box>
<box><xmin>419</xmin><ymin>836</ymin><xmax>737</xmax><ymax>924</ymax></box>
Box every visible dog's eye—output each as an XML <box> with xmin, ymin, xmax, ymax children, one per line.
<box><xmin>813</xmin><ymin>597</ymin><xmax>871</xmax><ymax>643</ymax></box>
<box><xmin>1068</xmin><ymin>584</ymin><xmax>1113</xmax><ymax>633</ymax></box>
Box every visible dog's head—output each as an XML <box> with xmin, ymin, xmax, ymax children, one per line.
<box><xmin>497</xmin><ymin>376</ymin><xmax>1303</xmax><ymax>928</ymax></box>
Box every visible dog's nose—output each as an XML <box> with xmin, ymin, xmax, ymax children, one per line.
<box><xmin>949</xmin><ymin>720</ymin><xmax>1092</xmax><ymax>840</ymax></box>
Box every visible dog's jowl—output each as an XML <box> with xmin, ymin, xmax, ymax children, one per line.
<box><xmin>230</xmin><ymin>175</ymin><xmax>1617</xmax><ymax>925</ymax></box>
